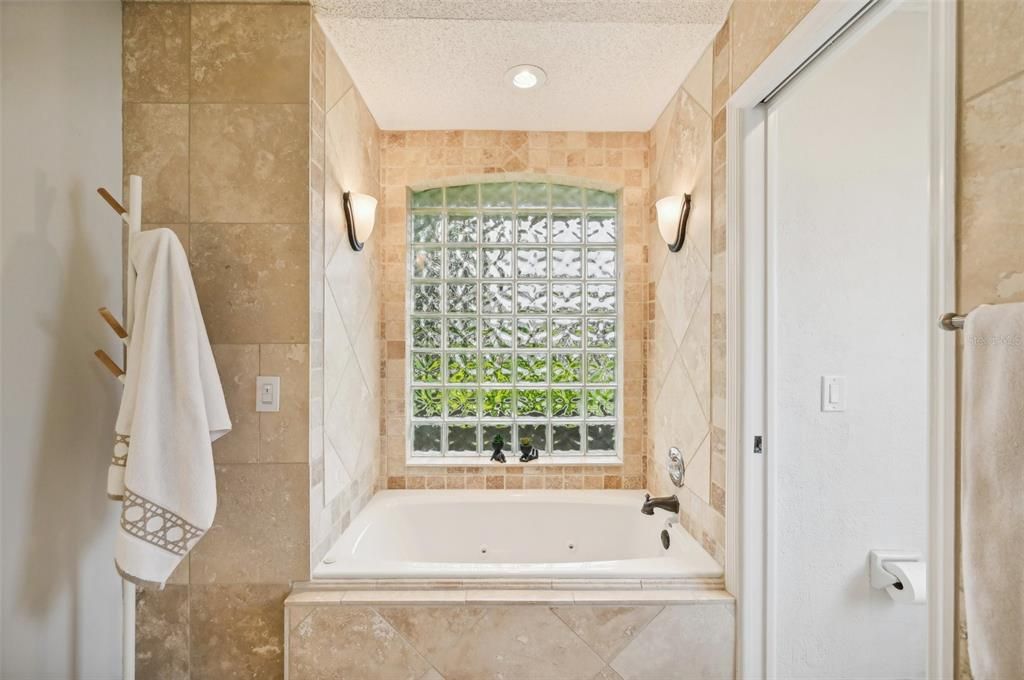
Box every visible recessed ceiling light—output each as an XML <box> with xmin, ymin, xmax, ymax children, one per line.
<box><xmin>505</xmin><ymin>64</ymin><xmax>547</xmax><ymax>90</ymax></box>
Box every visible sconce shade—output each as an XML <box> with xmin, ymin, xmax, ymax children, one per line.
<box><xmin>656</xmin><ymin>194</ymin><xmax>691</xmax><ymax>253</ymax></box>
<box><xmin>343</xmin><ymin>191</ymin><xmax>377</xmax><ymax>251</ymax></box>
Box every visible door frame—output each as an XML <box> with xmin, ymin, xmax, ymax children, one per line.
<box><xmin>723</xmin><ymin>1</ymin><xmax>958</xmax><ymax>677</ymax></box>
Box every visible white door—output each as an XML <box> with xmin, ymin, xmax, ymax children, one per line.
<box><xmin>763</xmin><ymin>2</ymin><xmax>931</xmax><ymax>677</ymax></box>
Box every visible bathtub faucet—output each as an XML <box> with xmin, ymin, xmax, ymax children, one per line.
<box><xmin>640</xmin><ymin>493</ymin><xmax>680</xmax><ymax>516</ymax></box>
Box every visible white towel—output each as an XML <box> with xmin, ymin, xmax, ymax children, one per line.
<box><xmin>107</xmin><ymin>228</ymin><xmax>231</xmax><ymax>587</ymax></box>
<box><xmin>962</xmin><ymin>302</ymin><xmax>1024</xmax><ymax>679</ymax></box>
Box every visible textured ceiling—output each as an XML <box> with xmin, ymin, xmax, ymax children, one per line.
<box><xmin>316</xmin><ymin>1</ymin><xmax>730</xmax><ymax>131</ymax></box>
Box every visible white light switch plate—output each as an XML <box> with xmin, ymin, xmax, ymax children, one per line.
<box><xmin>821</xmin><ymin>375</ymin><xmax>846</xmax><ymax>412</ymax></box>
<box><xmin>256</xmin><ymin>376</ymin><xmax>280</xmax><ymax>412</ymax></box>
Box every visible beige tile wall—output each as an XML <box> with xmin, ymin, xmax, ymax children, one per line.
<box><xmin>123</xmin><ymin>3</ymin><xmax>312</xmax><ymax>678</ymax></box>
<box><xmin>287</xmin><ymin>599</ymin><xmax>735</xmax><ymax>680</ymax></box>
<box><xmin>309</xmin><ymin>21</ymin><xmax>383</xmax><ymax>566</ymax></box>
<box><xmin>377</xmin><ymin>131</ymin><xmax>650</xmax><ymax>491</ymax></box>
<box><xmin>647</xmin><ymin>41</ymin><xmax>723</xmax><ymax>565</ymax></box>
<box><xmin>956</xmin><ymin>1</ymin><xmax>1024</xmax><ymax>676</ymax></box>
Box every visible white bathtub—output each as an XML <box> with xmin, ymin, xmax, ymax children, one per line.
<box><xmin>313</xmin><ymin>490</ymin><xmax>723</xmax><ymax>581</ymax></box>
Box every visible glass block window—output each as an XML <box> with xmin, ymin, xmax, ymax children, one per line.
<box><xmin>408</xmin><ymin>182</ymin><xmax>621</xmax><ymax>459</ymax></box>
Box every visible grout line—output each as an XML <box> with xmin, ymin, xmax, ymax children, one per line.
<box><xmin>962</xmin><ymin>69</ymin><xmax>1024</xmax><ymax>105</ymax></box>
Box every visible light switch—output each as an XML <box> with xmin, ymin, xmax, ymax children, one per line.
<box><xmin>256</xmin><ymin>376</ymin><xmax>280</xmax><ymax>412</ymax></box>
<box><xmin>821</xmin><ymin>375</ymin><xmax>845</xmax><ymax>412</ymax></box>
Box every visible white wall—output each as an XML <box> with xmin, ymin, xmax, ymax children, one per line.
<box><xmin>767</xmin><ymin>4</ymin><xmax>930</xmax><ymax>678</ymax></box>
<box><xmin>1</xmin><ymin>2</ymin><xmax>124</xmax><ymax>678</ymax></box>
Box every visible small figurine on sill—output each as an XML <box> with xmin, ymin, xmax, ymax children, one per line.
<box><xmin>519</xmin><ymin>436</ymin><xmax>539</xmax><ymax>463</ymax></box>
<box><xmin>490</xmin><ymin>434</ymin><xmax>506</xmax><ymax>463</ymax></box>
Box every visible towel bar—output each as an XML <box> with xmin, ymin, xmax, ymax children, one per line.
<box><xmin>938</xmin><ymin>312</ymin><xmax>964</xmax><ymax>331</ymax></box>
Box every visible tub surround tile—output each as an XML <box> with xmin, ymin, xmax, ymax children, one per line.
<box><xmin>189</xmin><ymin>103</ymin><xmax>309</xmax><ymax>224</ymax></box>
<box><xmin>287</xmin><ymin>605</ymin><xmax>317</xmax><ymax>634</ymax></box>
<box><xmin>285</xmin><ymin>599</ymin><xmax>734</xmax><ymax>680</ymax></box>
<box><xmin>552</xmin><ymin>606</ymin><xmax>663</xmax><ymax>663</ymax></box>
<box><xmin>648</xmin><ymin>36</ymin><xmax>723</xmax><ymax>561</ymax></box>
<box><xmin>210</xmin><ymin>344</ymin><xmax>260</xmax><ymax>464</ymax></box>
<box><xmin>465</xmin><ymin>589</ymin><xmax>574</xmax><ymax>605</ymax></box>
<box><xmin>553</xmin><ymin>579</ymin><xmax>643</xmax><ymax>591</ymax></box>
<box><xmin>190</xmin><ymin>223</ymin><xmax>309</xmax><ymax>345</ymax></box>
<box><xmin>593</xmin><ymin>667</ymin><xmax>626</xmax><ymax>680</ymax></box>
<box><xmin>123</xmin><ymin>3</ymin><xmax>190</xmax><ymax>103</ymax></box>
<box><xmin>377</xmin><ymin>606</ymin><xmax>489</xmax><ymax>664</ymax></box>
<box><xmin>136</xmin><ymin>585</ymin><xmax>190</xmax><ymax>680</ymax></box>
<box><xmin>289</xmin><ymin>607</ymin><xmax>431</xmax><ymax>680</ymax></box>
<box><xmin>345</xmin><ymin>591</ymin><xmax>468</xmax><ymax>604</ymax></box>
<box><xmin>259</xmin><ymin>344</ymin><xmax>309</xmax><ymax>463</ymax></box>
<box><xmin>421</xmin><ymin>606</ymin><xmax>606</xmax><ymax>680</ymax></box>
<box><xmin>287</xmin><ymin>591</ymin><xmax>349</xmax><ymax>606</ymax></box>
<box><xmin>190</xmin><ymin>584</ymin><xmax>288</xmax><ymax>680</ymax></box>
<box><xmin>325</xmin><ymin>37</ymin><xmax>354</xmax><ymax>112</ymax></box>
<box><xmin>190</xmin><ymin>4</ymin><xmax>310</xmax><ymax>104</ymax></box>
<box><xmin>680</xmin><ymin>282</ymin><xmax>712</xmax><ymax>418</ymax></box>
<box><xmin>123</xmin><ymin>103</ymin><xmax>189</xmax><ymax>223</ymax></box>
<box><xmin>610</xmin><ymin>603</ymin><xmax>734</xmax><ymax>680</ymax></box>
<box><xmin>189</xmin><ymin>464</ymin><xmax>309</xmax><ymax>584</ymax></box>
<box><xmin>570</xmin><ymin>590</ymin><xmax>732</xmax><ymax>605</ymax></box>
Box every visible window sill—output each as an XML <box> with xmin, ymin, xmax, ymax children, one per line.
<box><xmin>405</xmin><ymin>455</ymin><xmax>623</xmax><ymax>468</ymax></box>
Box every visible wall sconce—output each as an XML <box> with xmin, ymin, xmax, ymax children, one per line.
<box><xmin>656</xmin><ymin>194</ymin><xmax>692</xmax><ymax>253</ymax></box>
<box><xmin>343</xmin><ymin>191</ymin><xmax>377</xmax><ymax>251</ymax></box>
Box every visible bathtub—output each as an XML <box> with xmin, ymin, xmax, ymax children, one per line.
<box><xmin>313</xmin><ymin>490</ymin><xmax>723</xmax><ymax>581</ymax></box>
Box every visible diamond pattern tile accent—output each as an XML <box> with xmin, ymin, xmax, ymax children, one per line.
<box><xmin>287</xmin><ymin>603</ymin><xmax>735</xmax><ymax>680</ymax></box>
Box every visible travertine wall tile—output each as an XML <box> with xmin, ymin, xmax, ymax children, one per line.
<box><xmin>325</xmin><ymin>31</ymin><xmax>354</xmax><ymax>112</ymax></box>
<box><xmin>647</xmin><ymin>41</ymin><xmax>719</xmax><ymax>562</ymax></box>
<box><xmin>729</xmin><ymin>0</ymin><xmax>818</xmax><ymax>92</ymax></box>
<box><xmin>191</xmin><ymin>4</ymin><xmax>310</xmax><ymax>104</ymax></box>
<box><xmin>189</xmin><ymin>103</ymin><xmax>309</xmax><ymax>223</ymax></box>
<box><xmin>211</xmin><ymin>344</ymin><xmax>260</xmax><ymax>464</ymax></box>
<box><xmin>125</xmin><ymin>5</ymin><xmax>313</xmax><ymax>679</ymax></box>
<box><xmin>287</xmin><ymin>603</ymin><xmax>734</xmax><ymax>680</ymax></box>
<box><xmin>958</xmin><ymin>74</ymin><xmax>1024</xmax><ymax>309</ymax></box>
<box><xmin>289</xmin><ymin>607</ymin><xmax>432</xmax><ymax>680</ymax></box>
<box><xmin>136</xmin><ymin>585</ymin><xmax>189</xmax><ymax>680</ymax></box>
<box><xmin>960</xmin><ymin>0</ymin><xmax>1024</xmax><ymax>101</ymax></box>
<box><xmin>190</xmin><ymin>223</ymin><xmax>309</xmax><ymax>344</ymax></box>
<box><xmin>610</xmin><ymin>603</ymin><xmax>734</xmax><ymax>679</ymax></box>
<box><xmin>123</xmin><ymin>3</ymin><xmax>190</xmax><ymax>103</ymax></box>
<box><xmin>124</xmin><ymin>103</ymin><xmax>189</xmax><ymax>222</ymax></box>
<box><xmin>551</xmin><ymin>605</ymin><xmax>663</xmax><ymax>663</ymax></box>
<box><xmin>312</xmin><ymin>25</ymin><xmax>383</xmax><ymax>566</ymax></box>
<box><xmin>957</xmin><ymin>7</ymin><xmax>1024</xmax><ymax>675</ymax></box>
<box><xmin>259</xmin><ymin>344</ymin><xmax>309</xmax><ymax>463</ymax></box>
<box><xmin>190</xmin><ymin>584</ymin><xmax>289</xmax><ymax>680</ymax></box>
<box><xmin>190</xmin><ymin>464</ymin><xmax>309</xmax><ymax>584</ymax></box>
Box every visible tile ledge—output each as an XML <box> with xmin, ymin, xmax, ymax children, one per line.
<box><xmin>285</xmin><ymin>588</ymin><xmax>734</xmax><ymax>607</ymax></box>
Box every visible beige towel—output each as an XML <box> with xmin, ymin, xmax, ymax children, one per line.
<box><xmin>962</xmin><ymin>302</ymin><xmax>1024</xmax><ymax>679</ymax></box>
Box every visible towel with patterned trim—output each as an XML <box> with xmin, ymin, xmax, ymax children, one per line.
<box><xmin>108</xmin><ymin>228</ymin><xmax>230</xmax><ymax>586</ymax></box>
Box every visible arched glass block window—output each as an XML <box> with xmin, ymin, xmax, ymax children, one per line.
<box><xmin>407</xmin><ymin>181</ymin><xmax>621</xmax><ymax>460</ymax></box>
